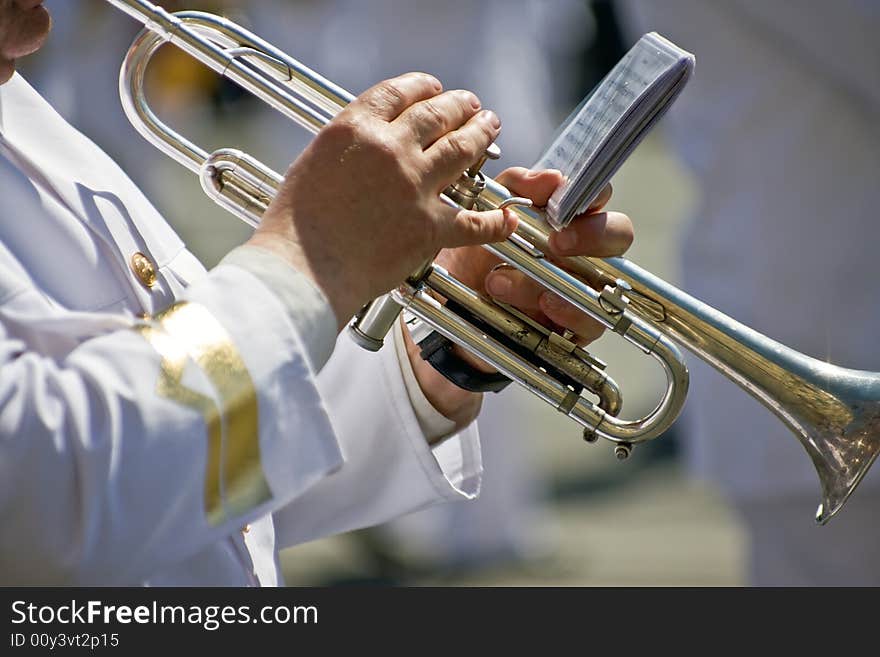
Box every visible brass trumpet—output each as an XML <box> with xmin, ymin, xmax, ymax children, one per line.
<box><xmin>107</xmin><ymin>0</ymin><xmax>880</xmax><ymax>523</ymax></box>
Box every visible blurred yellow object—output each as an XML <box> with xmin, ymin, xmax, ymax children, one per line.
<box><xmin>145</xmin><ymin>44</ymin><xmax>219</xmax><ymax>111</ymax></box>
<box><xmin>143</xmin><ymin>1</ymin><xmax>232</xmax><ymax>110</ymax></box>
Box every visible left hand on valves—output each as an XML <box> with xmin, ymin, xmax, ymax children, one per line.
<box><xmin>405</xmin><ymin>167</ymin><xmax>634</xmax><ymax>431</ymax></box>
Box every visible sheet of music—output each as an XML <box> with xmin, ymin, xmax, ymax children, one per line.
<box><xmin>535</xmin><ymin>32</ymin><xmax>695</xmax><ymax>229</ymax></box>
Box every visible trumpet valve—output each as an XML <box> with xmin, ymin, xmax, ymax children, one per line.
<box><xmin>446</xmin><ymin>143</ymin><xmax>501</xmax><ymax>210</ymax></box>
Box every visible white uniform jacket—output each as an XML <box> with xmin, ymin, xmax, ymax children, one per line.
<box><xmin>0</xmin><ymin>73</ymin><xmax>481</xmax><ymax>586</ymax></box>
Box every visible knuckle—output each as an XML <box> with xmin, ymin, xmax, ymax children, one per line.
<box><xmin>443</xmin><ymin>132</ymin><xmax>471</xmax><ymax>161</ymax></box>
<box><xmin>418</xmin><ymin>98</ymin><xmax>446</xmax><ymax>131</ymax></box>
<box><xmin>462</xmin><ymin>211</ymin><xmax>485</xmax><ymax>237</ymax></box>
<box><xmin>367</xmin><ymin>136</ymin><xmax>412</xmax><ymax>180</ymax></box>
<box><xmin>452</xmin><ymin>211</ymin><xmax>474</xmax><ymax>237</ymax></box>
<box><xmin>425</xmin><ymin>213</ymin><xmax>444</xmax><ymax>249</ymax></box>
<box><xmin>373</xmin><ymin>133</ymin><xmax>399</xmax><ymax>158</ymax></box>
<box><xmin>323</xmin><ymin>115</ymin><xmax>360</xmax><ymax>141</ymax></box>
<box><xmin>379</xmin><ymin>79</ymin><xmax>406</xmax><ymax>106</ymax></box>
<box><xmin>363</xmin><ymin>79</ymin><xmax>406</xmax><ymax>114</ymax></box>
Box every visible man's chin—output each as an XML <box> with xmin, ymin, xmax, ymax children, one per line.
<box><xmin>0</xmin><ymin>60</ymin><xmax>15</xmax><ymax>85</ymax></box>
<box><xmin>4</xmin><ymin>5</ymin><xmax>52</xmax><ymax>59</ymax></box>
<box><xmin>27</xmin><ymin>5</ymin><xmax>52</xmax><ymax>54</ymax></box>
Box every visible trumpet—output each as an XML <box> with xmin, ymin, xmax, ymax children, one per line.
<box><xmin>107</xmin><ymin>0</ymin><xmax>880</xmax><ymax>524</ymax></box>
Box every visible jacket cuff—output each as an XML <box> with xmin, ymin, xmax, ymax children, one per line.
<box><xmin>391</xmin><ymin>318</ymin><xmax>458</xmax><ymax>443</ymax></box>
<box><xmin>220</xmin><ymin>245</ymin><xmax>337</xmax><ymax>372</ymax></box>
<box><xmin>377</xmin><ymin>333</ymin><xmax>482</xmax><ymax>502</ymax></box>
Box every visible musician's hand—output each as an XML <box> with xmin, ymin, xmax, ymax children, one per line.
<box><xmin>249</xmin><ymin>72</ymin><xmax>517</xmax><ymax>327</ymax></box>
<box><xmin>480</xmin><ymin>168</ymin><xmax>632</xmax><ymax>343</ymax></box>
<box><xmin>404</xmin><ymin>167</ymin><xmax>633</xmax><ymax>432</ymax></box>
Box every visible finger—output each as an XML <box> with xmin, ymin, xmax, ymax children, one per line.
<box><xmin>548</xmin><ymin>211</ymin><xmax>634</xmax><ymax>257</ymax></box>
<box><xmin>587</xmin><ymin>183</ymin><xmax>613</xmax><ymax>212</ymax></box>
<box><xmin>495</xmin><ymin>167</ymin><xmax>564</xmax><ymax>206</ymax></box>
<box><xmin>485</xmin><ymin>268</ymin><xmax>606</xmax><ymax>343</ymax></box>
<box><xmin>423</xmin><ymin>109</ymin><xmax>500</xmax><ymax>187</ymax></box>
<box><xmin>395</xmin><ymin>89</ymin><xmax>482</xmax><ymax>148</ymax></box>
<box><xmin>484</xmin><ymin>266</ymin><xmax>548</xmax><ymax>311</ymax></box>
<box><xmin>433</xmin><ymin>205</ymin><xmax>517</xmax><ymax>249</ymax></box>
<box><xmin>539</xmin><ymin>293</ymin><xmax>605</xmax><ymax>344</ymax></box>
<box><xmin>353</xmin><ymin>72</ymin><xmax>443</xmax><ymax>122</ymax></box>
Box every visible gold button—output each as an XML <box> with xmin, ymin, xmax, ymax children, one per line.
<box><xmin>242</xmin><ymin>524</ymin><xmax>251</xmax><ymax>534</ymax></box>
<box><xmin>130</xmin><ymin>252</ymin><xmax>157</xmax><ymax>288</ymax></box>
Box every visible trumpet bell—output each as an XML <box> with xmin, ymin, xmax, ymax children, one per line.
<box><xmin>783</xmin><ymin>365</ymin><xmax>880</xmax><ymax>523</ymax></box>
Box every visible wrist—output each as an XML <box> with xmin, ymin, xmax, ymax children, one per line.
<box><xmin>401</xmin><ymin>320</ymin><xmax>483</xmax><ymax>432</ymax></box>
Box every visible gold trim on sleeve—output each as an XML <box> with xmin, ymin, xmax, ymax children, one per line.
<box><xmin>136</xmin><ymin>301</ymin><xmax>271</xmax><ymax>526</ymax></box>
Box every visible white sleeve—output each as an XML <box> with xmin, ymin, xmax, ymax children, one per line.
<box><xmin>272</xmin><ymin>324</ymin><xmax>483</xmax><ymax>549</ymax></box>
<box><xmin>0</xmin><ymin>256</ymin><xmax>343</xmax><ymax>585</ymax></box>
<box><xmin>391</xmin><ymin>317</ymin><xmax>458</xmax><ymax>443</ymax></box>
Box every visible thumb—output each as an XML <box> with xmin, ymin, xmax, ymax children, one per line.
<box><xmin>495</xmin><ymin>167</ymin><xmax>563</xmax><ymax>206</ymax></box>
<box><xmin>434</xmin><ymin>206</ymin><xmax>518</xmax><ymax>248</ymax></box>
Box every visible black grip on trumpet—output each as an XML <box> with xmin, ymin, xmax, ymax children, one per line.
<box><xmin>418</xmin><ymin>332</ymin><xmax>512</xmax><ymax>393</ymax></box>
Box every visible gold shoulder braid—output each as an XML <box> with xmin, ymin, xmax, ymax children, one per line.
<box><xmin>135</xmin><ymin>302</ymin><xmax>271</xmax><ymax>526</ymax></box>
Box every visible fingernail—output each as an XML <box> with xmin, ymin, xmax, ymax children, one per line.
<box><xmin>541</xmin><ymin>292</ymin><xmax>564</xmax><ymax>310</ymax></box>
<box><xmin>503</xmin><ymin>208</ymin><xmax>518</xmax><ymax>232</ymax></box>
<box><xmin>553</xmin><ymin>230</ymin><xmax>578</xmax><ymax>252</ymax></box>
<box><xmin>464</xmin><ymin>91</ymin><xmax>481</xmax><ymax>109</ymax></box>
<box><xmin>481</xmin><ymin>110</ymin><xmax>501</xmax><ymax>130</ymax></box>
<box><xmin>486</xmin><ymin>272</ymin><xmax>512</xmax><ymax>297</ymax></box>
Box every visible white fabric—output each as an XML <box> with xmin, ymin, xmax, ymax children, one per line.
<box><xmin>0</xmin><ymin>73</ymin><xmax>482</xmax><ymax>585</ymax></box>
<box><xmin>220</xmin><ymin>245</ymin><xmax>338</xmax><ymax>372</ymax></box>
<box><xmin>392</xmin><ymin>318</ymin><xmax>457</xmax><ymax>443</ymax></box>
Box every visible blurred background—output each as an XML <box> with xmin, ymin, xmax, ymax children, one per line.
<box><xmin>12</xmin><ymin>0</ymin><xmax>880</xmax><ymax>585</ymax></box>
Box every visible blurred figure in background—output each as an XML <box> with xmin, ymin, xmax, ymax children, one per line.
<box><xmin>618</xmin><ymin>0</ymin><xmax>880</xmax><ymax>585</ymax></box>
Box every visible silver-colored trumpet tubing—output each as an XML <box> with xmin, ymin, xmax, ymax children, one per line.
<box><xmin>394</xmin><ymin>268</ymin><xmax>686</xmax><ymax>442</ymax></box>
<box><xmin>422</xmin><ymin>266</ymin><xmax>623</xmax><ymax>416</ymax></box>
<box><xmin>107</xmin><ymin>0</ymin><xmax>880</xmax><ymax>523</ymax></box>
